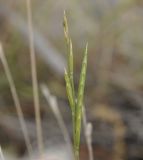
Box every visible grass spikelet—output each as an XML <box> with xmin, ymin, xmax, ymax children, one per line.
<box><xmin>63</xmin><ymin>11</ymin><xmax>75</xmax><ymax>105</ymax></box>
<box><xmin>63</xmin><ymin>11</ymin><xmax>70</xmax><ymax>45</ymax></box>
<box><xmin>75</xmin><ymin>43</ymin><xmax>88</xmax><ymax>158</ymax></box>
<box><xmin>64</xmin><ymin>69</ymin><xmax>75</xmax><ymax>113</ymax></box>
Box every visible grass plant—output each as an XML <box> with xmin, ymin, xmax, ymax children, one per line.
<box><xmin>63</xmin><ymin>11</ymin><xmax>88</xmax><ymax>160</ymax></box>
<box><xmin>0</xmin><ymin>6</ymin><xmax>89</xmax><ymax>160</ymax></box>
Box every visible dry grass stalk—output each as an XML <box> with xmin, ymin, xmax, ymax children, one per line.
<box><xmin>41</xmin><ymin>84</ymin><xmax>74</xmax><ymax>160</ymax></box>
<box><xmin>83</xmin><ymin>107</ymin><xmax>94</xmax><ymax>160</ymax></box>
<box><xmin>0</xmin><ymin>44</ymin><xmax>33</xmax><ymax>159</ymax></box>
<box><xmin>86</xmin><ymin>123</ymin><xmax>93</xmax><ymax>160</ymax></box>
<box><xmin>26</xmin><ymin>0</ymin><xmax>44</xmax><ymax>158</ymax></box>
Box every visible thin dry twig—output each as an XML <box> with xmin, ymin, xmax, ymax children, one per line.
<box><xmin>26</xmin><ymin>0</ymin><xmax>44</xmax><ymax>158</ymax></box>
<box><xmin>0</xmin><ymin>44</ymin><xmax>33</xmax><ymax>159</ymax></box>
<box><xmin>83</xmin><ymin>107</ymin><xmax>94</xmax><ymax>160</ymax></box>
<box><xmin>86</xmin><ymin>123</ymin><xmax>93</xmax><ymax>160</ymax></box>
<box><xmin>41</xmin><ymin>84</ymin><xmax>74</xmax><ymax>160</ymax></box>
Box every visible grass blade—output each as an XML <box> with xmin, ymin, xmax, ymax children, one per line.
<box><xmin>75</xmin><ymin>43</ymin><xmax>88</xmax><ymax>155</ymax></box>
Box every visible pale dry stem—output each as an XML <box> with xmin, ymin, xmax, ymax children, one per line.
<box><xmin>26</xmin><ymin>0</ymin><xmax>44</xmax><ymax>159</ymax></box>
<box><xmin>0</xmin><ymin>44</ymin><xmax>33</xmax><ymax>159</ymax></box>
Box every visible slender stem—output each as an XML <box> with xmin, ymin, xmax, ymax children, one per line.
<box><xmin>26</xmin><ymin>0</ymin><xmax>44</xmax><ymax>158</ymax></box>
<box><xmin>0</xmin><ymin>44</ymin><xmax>33</xmax><ymax>159</ymax></box>
<box><xmin>41</xmin><ymin>84</ymin><xmax>74</xmax><ymax>159</ymax></box>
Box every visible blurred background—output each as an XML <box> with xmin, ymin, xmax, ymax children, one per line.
<box><xmin>0</xmin><ymin>0</ymin><xmax>143</xmax><ymax>160</ymax></box>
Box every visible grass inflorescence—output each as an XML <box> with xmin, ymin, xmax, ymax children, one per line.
<box><xmin>0</xmin><ymin>6</ymin><xmax>88</xmax><ymax>160</ymax></box>
<box><xmin>63</xmin><ymin>11</ymin><xmax>88</xmax><ymax>160</ymax></box>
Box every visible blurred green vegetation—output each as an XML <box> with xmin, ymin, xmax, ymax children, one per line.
<box><xmin>1</xmin><ymin>0</ymin><xmax>143</xmax><ymax>159</ymax></box>
<box><xmin>0</xmin><ymin>0</ymin><xmax>143</xmax><ymax>115</ymax></box>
